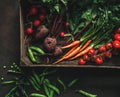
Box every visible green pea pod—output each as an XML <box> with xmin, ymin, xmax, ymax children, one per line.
<box><xmin>28</xmin><ymin>79</ymin><xmax>40</xmax><ymax>91</ymax></box>
<box><xmin>43</xmin><ymin>84</ymin><xmax>50</xmax><ymax>97</ymax></box>
<box><xmin>46</xmin><ymin>84</ymin><xmax>60</xmax><ymax>95</ymax></box>
<box><xmin>30</xmin><ymin>46</ymin><xmax>45</xmax><ymax>55</ymax></box>
<box><xmin>76</xmin><ymin>90</ymin><xmax>97</xmax><ymax>97</ymax></box>
<box><xmin>68</xmin><ymin>79</ymin><xmax>78</xmax><ymax>87</ymax></box>
<box><xmin>1</xmin><ymin>80</ymin><xmax>15</xmax><ymax>85</ymax></box>
<box><xmin>49</xmin><ymin>90</ymin><xmax>54</xmax><ymax>97</ymax></box>
<box><xmin>28</xmin><ymin>48</ymin><xmax>37</xmax><ymax>63</ymax></box>
<box><xmin>30</xmin><ymin>93</ymin><xmax>47</xmax><ymax>97</ymax></box>
<box><xmin>32</xmin><ymin>71</ymin><xmax>41</xmax><ymax>85</ymax></box>
<box><xmin>57</xmin><ymin>78</ymin><xmax>66</xmax><ymax>90</ymax></box>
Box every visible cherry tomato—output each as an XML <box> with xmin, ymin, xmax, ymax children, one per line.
<box><xmin>33</xmin><ymin>20</ymin><xmax>41</xmax><ymax>27</ymax></box>
<box><xmin>83</xmin><ymin>54</ymin><xmax>89</xmax><ymax>60</ymax></box>
<box><xmin>29</xmin><ymin>6</ymin><xmax>38</xmax><ymax>15</ymax></box>
<box><xmin>39</xmin><ymin>14</ymin><xmax>45</xmax><ymax>21</ymax></box>
<box><xmin>88</xmin><ymin>48</ymin><xmax>95</xmax><ymax>56</ymax></box>
<box><xmin>105</xmin><ymin>51</ymin><xmax>112</xmax><ymax>58</ymax></box>
<box><xmin>59</xmin><ymin>32</ymin><xmax>65</xmax><ymax>37</ymax></box>
<box><xmin>78</xmin><ymin>58</ymin><xmax>86</xmax><ymax>65</ymax></box>
<box><xmin>98</xmin><ymin>46</ymin><xmax>106</xmax><ymax>53</ymax></box>
<box><xmin>95</xmin><ymin>57</ymin><xmax>103</xmax><ymax>65</ymax></box>
<box><xmin>105</xmin><ymin>42</ymin><xmax>112</xmax><ymax>50</ymax></box>
<box><xmin>114</xmin><ymin>33</ymin><xmax>120</xmax><ymax>41</ymax></box>
<box><xmin>112</xmin><ymin>40</ymin><xmax>120</xmax><ymax>49</ymax></box>
<box><xmin>115</xmin><ymin>28</ymin><xmax>120</xmax><ymax>34</ymax></box>
<box><xmin>26</xmin><ymin>28</ymin><xmax>33</xmax><ymax>34</ymax></box>
<box><xmin>65</xmin><ymin>21</ymin><xmax>69</xmax><ymax>28</ymax></box>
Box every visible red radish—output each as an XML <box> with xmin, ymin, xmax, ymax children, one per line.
<box><xmin>105</xmin><ymin>42</ymin><xmax>112</xmax><ymax>50</ymax></box>
<box><xmin>33</xmin><ymin>20</ymin><xmax>41</xmax><ymax>27</ymax></box>
<box><xmin>29</xmin><ymin>6</ymin><xmax>38</xmax><ymax>15</ymax></box>
<box><xmin>95</xmin><ymin>57</ymin><xmax>103</xmax><ymax>65</ymax></box>
<box><xmin>26</xmin><ymin>28</ymin><xmax>33</xmax><ymax>34</ymax></box>
<box><xmin>114</xmin><ymin>33</ymin><xmax>120</xmax><ymax>41</ymax></box>
<box><xmin>98</xmin><ymin>46</ymin><xmax>106</xmax><ymax>52</ymax></box>
<box><xmin>59</xmin><ymin>32</ymin><xmax>65</xmax><ymax>37</ymax></box>
<box><xmin>83</xmin><ymin>54</ymin><xmax>89</xmax><ymax>60</ymax></box>
<box><xmin>78</xmin><ymin>58</ymin><xmax>86</xmax><ymax>65</ymax></box>
<box><xmin>112</xmin><ymin>40</ymin><xmax>120</xmax><ymax>49</ymax></box>
<box><xmin>88</xmin><ymin>48</ymin><xmax>95</xmax><ymax>56</ymax></box>
<box><xmin>115</xmin><ymin>28</ymin><xmax>120</xmax><ymax>34</ymax></box>
<box><xmin>39</xmin><ymin>14</ymin><xmax>45</xmax><ymax>21</ymax></box>
<box><xmin>65</xmin><ymin>21</ymin><xmax>69</xmax><ymax>28</ymax></box>
<box><xmin>105</xmin><ymin>51</ymin><xmax>112</xmax><ymax>58</ymax></box>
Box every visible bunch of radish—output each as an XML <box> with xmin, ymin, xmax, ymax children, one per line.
<box><xmin>25</xmin><ymin>6</ymin><xmax>46</xmax><ymax>35</ymax></box>
<box><xmin>78</xmin><ymin>27</ymin><xmax>120</xmax><ymax>65</ymax></box>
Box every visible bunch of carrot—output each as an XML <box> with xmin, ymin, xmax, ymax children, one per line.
<box><xmin>53</xmin><ymin>21</ymin><xmax>113</xmax><ymax>64</ymax></box>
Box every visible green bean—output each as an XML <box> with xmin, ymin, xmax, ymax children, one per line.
<box><xmin>68</xmin><ymin>79</ymin><xmax>78</xmax><ymax>87</ymax></box>
<box><xmin>30</xmin><ymin>46</ymin><xmax>45</xmax><ymax>55</ymax></box>
<box><xmin>57</xmin><ymin>78</ymin><xmax>66</xmax><ymax>90</ymax></box>
<box><xmin>18</xmin><ymin>85</ymin><xmax>28</xmax><ymax>97</ymax></box>
<box><xmin>1</xmin><ymin>80</ymin><xmax>15</xmax><ymax>85</ymax></box>
<box><xmin>30</xmin><ymin>93</ymin><xmax>47</xmax><ymax>97</ymax></box>
<box><xmin>28</xmin><ymin>48</ymin><xmax>37</xmax><ymax>63</ymax></box>
<box><xmin>76</xmin><ymin>90</ymin><xmax>97</xmax><ymax>97</ymax></box>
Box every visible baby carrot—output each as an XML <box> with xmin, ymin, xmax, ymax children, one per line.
<box><xmin>79</xmin><ymin>40</ymin><xmax>92</xmax><ymax>52</ymax></box>
<box><xmin>61</xmin><ymin>40</ymin><xmax>80</xmax><ymax>49</ymax></box>
<box><xmin>70</xmin><ymin>45</ymin><xmax>93</xmax><ymax>60</ymax></box>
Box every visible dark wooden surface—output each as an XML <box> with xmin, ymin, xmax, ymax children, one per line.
<box><xmin>0</xmin><ymin>0</ymin><xmax>120</xmax><ymax>97</ymax></box>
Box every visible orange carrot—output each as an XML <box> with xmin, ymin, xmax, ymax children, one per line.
<box><xmin>70</xmin><ymin>45</ymin><xmax>93</xmax><ymax>60</ymax></box>
<box><xmin>79</xmin><ymin>40</ymin><xmax>92</xmax><ymax>52</ymax></box>
<box><xmin>63</xmin><ymin>44</ymin><xmax>79</xmax><ymax>57</ymax></box>
<box><xmin>61</xmin><ymin>40</ymin><xmax>80</xmax><ymax>49</ymax></box>
<box><xmin>53</xmin><ymin>46</ymin><xmax>81</xmax><ymax>64</ymax></box>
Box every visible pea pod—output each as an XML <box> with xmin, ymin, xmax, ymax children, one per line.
<box><xmin>68</xmin><ymin>79</ymin><xmax>78</xmax><ymax>87</ymax></box>
<box><xmin>30</xmin><ymin>93</ymin><xmax>47</xmax><ymax>97</ymax></box>
<box><xmin>1</xmin><ymin>80</ymin><xmax>15</xmax><ymax>85</ymax></box>
<box><xmin>30</xmin><ymin>46</ymin><xmax>45</xmax><ymax>55</ymax></box>
<box><xmin>28</xmin><ymin>48</ymin><xmax>37</xmax><ymax>63</ymax></box>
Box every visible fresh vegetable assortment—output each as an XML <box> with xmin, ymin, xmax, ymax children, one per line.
<box><xmin>23</xmin><ymin>0</ymin><xmax>120</xmax><ymax>66</ymax></box>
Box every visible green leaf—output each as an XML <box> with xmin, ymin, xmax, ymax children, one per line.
<box><xmin>54</xmin><ymin>4</ymin><xmax>60</xmax><ymax>13</ymax></box>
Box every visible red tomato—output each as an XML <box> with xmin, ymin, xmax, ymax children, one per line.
<box><xmin>78</xmin><ymin>58</ymin><xmax>86</xmax><ymax>65</ymax></box>
<box><xmin>105</xmin><ymin>42</ymin><xmax>112</xmax><ymax>50</ymax></box>
<box><xmin>98</xmin><ymin>46</ymin><xmax>106</xmax><ymax>53</ymax></box>
<box><xmin>26</xmin><ymin>28</ymin><xmax>33</xmax><ymax>34</ymax></box>
<box><xmin>114</xmin><ymin>33</ymin><xmax>120</xmax><ymax>41</ymax></box>
<box><xmin>83</xmin><ymin>54</ymin><xmax>89</xmax><ymax>60</ymax></box>
<box><xmin>33</xmin><ymin>20</ymin><xmax>41</xmax><ymax>27</ymax></box>
<box><xmin>105</xmin><ymin>51</ymin><xmax>112</xmax><ymax>58</ymax></box>
<box><xmin>29</xmin><ymin>6</ymin><xmax>38</xmax><ymax>15</ymax></box>
<box><xmin>59</xmin><ymin>32</ymin><xmax>65</xmax><ymax>37</ymax></box>
<box><xmin>115</xmin><ymin>28</ymin><xmax>120</xmax><ymax>34</ymax></box>
<box><xmin>95</xmin><ymin>57</ymin><xmax>103</xmax><ymax>65</ymax></box>
<box><xmin>88</xmin><ymin>48</ymin><xmax>95</xmax><ymax>56</ymax></box>
<box><xmin>112</xmin><ymin>40</ymin><xmax>120</xmax><ymax>49</ymax></box>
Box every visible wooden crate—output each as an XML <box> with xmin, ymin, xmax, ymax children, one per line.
<box><xmin>20</xmin><ymin>0</ymin><xmax>120</xmax><ymax>68</ymax></box>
